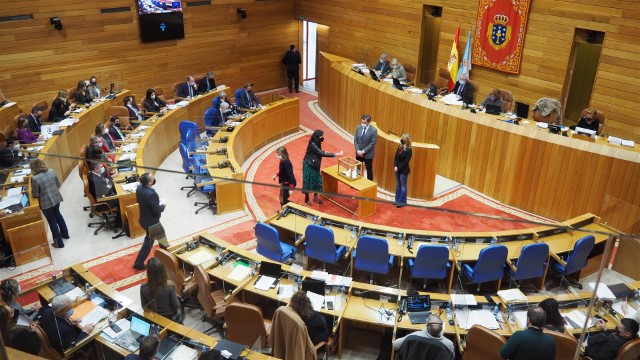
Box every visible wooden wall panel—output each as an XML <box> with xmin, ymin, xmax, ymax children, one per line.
<box><xmin>1</xmin><ymin>0</ymin><xmax>297</xmax><ymax>109</ymax></box>
<box><xmin>295</xmin><ymin>0</ymin><xmax>640</xmax><ymax>142</ymax></box>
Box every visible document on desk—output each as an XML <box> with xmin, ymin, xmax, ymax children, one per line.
<box><xmin>288</xmin><ymin>263</ymin><xmax>303</xmax><ymax>275</ymax></box>
<box><xmin>326</xmin><ymin>274</ymin><xmax>352</xmax><ymax>287</ymax></box>
<box><xmin>310</xmin><ymin>270</ymin><xmax>329</xmax><ymax>282</ymax></box>
<box><xmin>563</xmin><ymin>309</ymin><xmax>592</xmax><ymax>330</ymax></box>
<box><xmin>70</xmin><ymin>301</ymin><xmax>109</xmax><ymax>327</ymax></box>
<box><xmin>168</xmin><ymin>344</ymin><xmax>198</xmax><ymax>360</ymax></box>
<box><xmin>13</xmin><ymin>169</ymin><xmax>31</xmax><ymax>176</ymax></box>
<box><xmin>6</xmin><ymin>187</ymin><xmax>22</xmax><ymax>197</ymax></box>
<box><xmin>451</xmin><ymin>294</ymin><xmax>477</xmax><ymax>306</ymax></box>
<box><xmin>440</xmin><ymin>93</ymin><xmax>463</xmax><ymax>106</ymax></box>
<box><xmin>227</xmin><ymin>263</ymin><xmax>251</xmax><ymax>282</ymax></box>
<box><xmin>0</xmin><ymin>195</ymin><xmax>21</xmax><ymax>210</ymax></box>
<box><xmin>186</xmin><ymin>249</ymin><xmax>215</xmax><ymax>265</ymax></box>
<box><xmin>119</xmin><ymin>153</ymin><xmax>136</xmax><ymax>161</ymax></box>
<box><xmin>455</xmin><ymin>309</ymin><xmax>499</xmax><ymax>330</ymax></box>
<box><xmin>255</xmin><ymin>275</ymin><xmax>276</xmax><ymax>291</ymax></box>
<box><xmin>612</xmin><ymin>301</ymin><xmax>626</xmax><ymax>316</ymax></box>
<box><xmin>102</xmin><ymin>318</ymin><xmax>130</xmax><ymax>340</ymax></box>
<box><xmin>306</xmin><ymin>291</ymin><xmax>325</xmax><ymax>312</ymax></box>
<box><xmin>514</xmin><ymin>311</ymin><xmax>528</xmax><ymax>328</ymax></box>
<box><xmin>17</xmin><ymin>314</ymin><xmax>31</xmax><ymax>327</ymax></box>
<box><xmin>589</xmin><ymin>282</ymin><xmax>616</xmax><ymax>300</ymax></box>
<box><xmin>63</xmin><ymin>287</ymin><xmax>85</xmax><ymax>301</ymax></box>
<box><xmin>497</xmin><ymin>289</ymin><xmax>527</xmax><ymax>303</ymax></box>
<box><xmin>10</xmin><ymin>176</ymin><xmax>24</xmax><ymax>183</ymax></box>
<box><xmin>277</xmin><ymin>285</ymin><xmax>294</xmax><ymax>300</ymax></box>
<box><xmin>121</xmin><ymin>183</ymin><xmax>138</xmax><ymax>193</ymax></box>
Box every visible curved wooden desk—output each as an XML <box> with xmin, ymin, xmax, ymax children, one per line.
<box><xmin>317</xmin><ymin>52</ymin><xmax>640</xmax><ymax>236</ymax></box>
<box><xmin>0</xmin><ymin>101</ymin><xmax>20</xmax><ymax>133</ymax></box>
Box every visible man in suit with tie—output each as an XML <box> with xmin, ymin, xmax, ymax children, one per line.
<box><xmin>236</xmin><ymin>83</ymin><xmax>261</xmax><ymax>110</ymax></box>
<box><xmin>198</xmin><ymin>71</ymin><xmax>217</xmax><ymax>94</ymax></box>
<box><xmin>177</xmin><ymin>75</ymin><xmax>198</xmax><ymax>99</ymax></box>
<box><xmin>354</xmin><ymin>114</ymin><xmax>378</xmax><ymax>181</ymax></box>
<box><xmin>282</xmin><ymin>45</ymin><xmax>302</xmax><ymax>93</ymax></box>
<box><xmin>373</xmin><ymin>53</ymin><xmax>391</xmax><ymax>76</ymax></box>
<box><xmin>211</xmin><ymin>102</ymin><xmax>231</xmax><ymax>128</ymax></box>
<box><xmin>134</xmin><ymin>172</ymin><xmax>166</xmax><ymax>270</ymax></box>
<box><xmin>27</xmin><ymin>106</ymin><xmax>43</xmax><ymax>133</ymax></box>
<box><xmin>124</xmin><ymin>96</ymin><xmax>144</xmax><ymax>121</ymax></box>
<box><xmin>452</xmin><ymin>73</ymin><xmax>474</xmax><ymax>105</ymax></box>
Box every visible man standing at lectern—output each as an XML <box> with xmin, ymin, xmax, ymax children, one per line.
<box><xmin>354</xmin><ymin>114</ymin><xmax>377</xmax><ymax>181</ymax></box>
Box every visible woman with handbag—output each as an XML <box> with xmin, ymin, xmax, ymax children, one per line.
<box><xmin>302</xmin><ymin>130</ymin><xmax>342</xmax><ymax>206</ymax></box>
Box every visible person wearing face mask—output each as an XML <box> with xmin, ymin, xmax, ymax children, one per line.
<box><xmin>134</xmin><ymin>172</ymin><xmax>166</xmax><ymax>270</ymax></box>
<box><xmin>87</xmin><ymin>75</ymin><xmax>101</xmax><ymax>99</ymax></box>
<box><xmin>177</xmin><ymin>75</ymin><xmax>198</xmax><ymax>99</ymax></box>
<box><xmin>354</xmin><ymin>114</ymin><xmax>378</xmax><ymax>181</ymax></box>
<box><xmin>394</xmin><ymin>133</ymin><xmax>412</xmax><ymax>208</ymax></box>
<box><xmin>30</xmin><ymin>159</ymin><xmax>69</xmax><ymax>248</ymax></box>
<box><xmin>302</xmin><ymin>130</ymin><xmax>343</xmax><ymax>206</ymax></box>
<box><xmin>393</xmin><ymin>313</ymin><xmax>454</xmax><ymax>359</ymax></box>
<box><xmin>95</xmin><ymin>123</ymin><xmax>116</xmax><ymax>152</ymax></box>
<box><xmin>0</xmin><ymin>136</ymin><xmax>22</xmax><ymax>171</ymax></box>
<box><xmin>236</xmin><ymin>83</ymin><xmax>261</xmax><ymax>110</ymax></box>
<box><xmin>108</xmin><ymin>116</ymin><xmax>126</xmax><ymax>141</ymax></box>
<box><xmin>373</xmin><ymin>53</ymin><xmax>391</xmax><ymax>76</ymax></box>
<box><xmin>48</xmin><ymin>89</ymin><xmax>74</xmax><ymax>122</ymax></box>
<box><xmin>572</xmin><ymin>107</ymin><xmax>601</xmax><ymax>133</ymax></box>
<box><xmin>124</xmin><ymin>96</ymin><xmax>144</xmax><ymax>121</ymax></box>
<box><xmin>143</xmin><ymin>88</ymin><xmax>167</xmax><ymax>113</ymax></box>
<box><xmin>585</xmin><ymin>318</ymin><xmax>639</xmax><ymax>360</ymax></box>
<box><xmin>198</xmin><ymin>71</ymin><xmax>217</xmax><ymax>94</ymax></box>
<box><xmin>75</xmin><ymin>80</ymin><xmax>91</xmax><ymax>105</ymax></box>
<box><xmin>272</xmin><ymin>146</ymin><xmax>296</xmax><ymax>206</ymax></box>
<box><xmin>0</xmin><ymin>278</ymin><xmax>41</xmax><ymax>320</ymax></box>
<box><xmin>452</xmin><ymin>73</ymin><xmax>474</xmax><ymax>105</ymax></box>
<box><xmin>479</xmin><ymin>88</ymin><xmax>504</xmax><ymax>112</ymax></box>
<box><xmin>86</xmin><ymin>136</ymin><xmax>115</xmax><ymax>178</ymax></box>
<box><xmin>88</xmin><ymin>161</ymin><xmax>122</xmax><ymax>228</ymax></box>
<box><xmin>27</xmin><ymin>105</ymin><xmax>44</xmax><ymax>132</ymax></box>
<box><xmin>386</xmin><ymin>58</ymin><xmax>407</xmax><ymax>82</ymax></box>
<box><xmin>500</xmin><ymin>306</ymin><xmax>556</xmax><ymax>360</ymax></box>
<box><xmin>39</xmin><ymin>294</ymin><xmax>94</xmax><ymax>354</ymax></box>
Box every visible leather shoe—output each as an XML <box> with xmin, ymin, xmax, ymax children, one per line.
<box><xmin>133</xmin><ymin>265</ymin><xmax>147</xmax><ymax>271</ymax></box>
<box><xmin>62</xmin><ymin>235</ymin><xmax>70</xmax><ymax>240</ymax></box>
<box><xmin>51</xmin><ymin>243</ymin><xmax>64</xmax><ymax>248</ymax></box>
<box><xmin>305</xmin><ymin>200</ymin><xmax>313</xmax><ymax>206</ymax></box>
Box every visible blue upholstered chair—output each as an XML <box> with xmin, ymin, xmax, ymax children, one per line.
<box><xmin>462</xmin><ymin>245</ymin><xmax>508</xmax><ymax>293</ymax></box>
<box><xmin>408</xmin><ymin>244</ymin><xmax>451</xmax><ymax>289</ymax></box>
<box><xmin>255</xmin><ymin>222</ymin><xmax>297</xmax><ymax>263</ymax></box>
<box><xmin>353</xmin><ymin>236</ymin><xmax>394</xmax><ymax>284</ymax></box>
<box><xmin>178</xmin><ymin>143</ymin><xmax>197</xmax><ymax>197</ymax></box>
<box><xmin>191</xmin><ymin>152</ymin><xmax>216</xmax><ymax>214</ymax></box>
<box><xmin>304</xmin><ymin>224</ymin><xmax>346</xmax><ymax>271</ymax></box>
<box><xmin>546</xmin><ymin>235</ymin><xmax>595</xmax><ymax>291</ymax></box>
<box><xmin>507</xmin><ymin>242</ymin><xmax>549</xmax><ymax>291</ymax></box>
<box><xmin>179</xmin><ymin>121</ymin><xmax>198</xmax><ymax>145</ymax></box>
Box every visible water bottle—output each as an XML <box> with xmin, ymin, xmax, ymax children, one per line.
<box><xmin>85</xmin><ymin>283</ymin><xmax>92</xmax><ymax>299</ymax></box>
<box><xmin>351</xmin><ymin>227</ymin><xmax>357</xmax><ymax>239</ymax></box>
<box><xmin>633</xmin><ymin>290</ymin><xmax>640</xmax><ymax>306</ymax></box>
<box><xmin>493</xmin><ymin>305</ymin><xmax>503</xmax><ymax>322</ymax></box>
<box><xmin>296</xmin><ymin>276</ymin><xmax>302</xmax><ymax>291</ymax></box>
<box><xmin>446</xmin><ymin>303</ymin><xmax>453</xmax><ymax>320</ymax></box>
<box><xmin>507</xmin><ymin>305</ymin><xmax>515</xmax><ymax>324</ymax></box>
<box><xmin>452</xmin><ymin>238</ymin><xmax>459</xmax><ymax>251</ymax></box>
<box><xmin>398</xmin><ymin>232</ymin><xmax>404</xmax><ymax>246</ymax></box>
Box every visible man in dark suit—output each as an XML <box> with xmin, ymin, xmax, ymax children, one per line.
<box><xmin>39</xmin><ymin>295</ymin><xmax>94</xmax><ymax>354</ymax></box>
<box><xmin>282</xmin><ymin>45</ymin><xmax>302</xmax><ymax>93</ymax></box>
<box><xmin>354</xmin><ymin>114</ymin><xmax>378</xmax><ymax>181</ymax></box>
<box><xmin>27</xmin><ymin>106</ymin><xmax>43</xmax><ymax>133</ymax></box>
<box><xmin>198</xmin><ymin>72</ymin><xmax>217</xmax><ymax>94</ymax></box>
<box><xmin>133</xmin><ymin>172</ymin><xmax>166</xmax><ymax>270</ymax></box>
<box><xmin>236</xmin><ymin>83</ymin><xmax>261</xmax><ymax>110</ymax></box>
<box><xmin>452</xmin><ymin>73</ymin><xmax>474</xmax><ymax>105</ymax></box>
<box><xmin>373</xmin><ymin>53</ymin><xmax>391</xmax><ymax>76</ymax></box>
<box><xmin>211</xmin><ymin>102</ymin><xmax>230</xmax><ymax>128</ymax></box>
<box><xmin>176</xmin><ymin>76</ymin><xmax>198</xmax><ymax>99</ymax></box>
<box><xmin>88</xmin><ymin>161</ymin><xmax>122</xmax><ymax>227</ymax></box>
<box><xmin>124</xmin><ymin>96</ymin><xmax>143</xmax><ymax>121</ymax></box>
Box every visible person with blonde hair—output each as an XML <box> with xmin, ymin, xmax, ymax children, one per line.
<box><xmin>394</xmin><ymin>133</ymin><xmax>412</xmax><ymax>207</ymax></box>
<box><xmin>573</xmin><ymin>107</ymin><xmax>600</xmax><ymax>133</ymax></box>
<box><xmin>289</xmin><ymin>290</ymin><xmax>329</xmax><ymax>345</ymax></box>
<box><xmin>48</xmin><ymin>89</ymin><xmax>74</xmax><ymax>121</ymax></box>
<box><xmin>30</xmin><ymin>159</ymin><xmax>69</xmax><ymax>248</ymax></box>
<box><xmin>272</xmin><ymin>146</ymin><xmax>296</xmax><ymax>206</ymax></box>
<box><xmin>386</xmin><ymin>58</ymin><xmax>407</xmax><ymax>82</ymax></box>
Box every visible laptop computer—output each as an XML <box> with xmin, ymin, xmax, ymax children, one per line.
<box><xmin>406</xmin><ymin>295</ymin><xmax>431</xmax><ymax>324</ymax></box>
<box><xmin>156</xmin><ymin>336</ymin><xmax>181</xmax><ymax>360</ymax></box>
<box><xmin>5</xmin><ymin>193</ymin><xmax>28</xmax><ymax>213</ymax></box>
<box><xmin>369</xmin><ymin>69</ymin><xmax>380</xmax><ymax>82</ymax></box>
<box><xmin>255</xmin><ymin>261</ymin><xmax>281</xmax><ymax>288</ymax></box>
<box><xmin>115</xmin><ymin>316</ymin><xmax>151</xmax><ymax>352</ymax></box>
<box><xmin>302</xmin><ymin>279</ymin><xmax>326</xmax><ymax>296</ymax></box>
<box><xmin>485</xmin><ymin>104</ymin><xmax>502</xmax><ymax>115</ymax></box>
<box><xmin>515</xmin><ymin>101</ymin><xmax>530</xmax><ymax>119</ymax></box>
<box><xmin>392</xmin><ymin>78</ymin><xmax>404</xmax><ymax>91</ymax></box>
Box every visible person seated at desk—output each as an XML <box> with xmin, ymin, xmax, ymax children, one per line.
<box><xmin>140</xmin><ymin>258</ymin><xmax>182</xmax><ymax>323</ymax></box>
<box><xmin>500</xmin><ymin>306</ymin><xmax>556</xmax><ymax>360</ymax></box>
<box><xmin>393</xmin><ymin>313</ymin><xmax>454</xmax><ymax>359</ymax></box>
<box><xmin>538</xmin><ymin>298</ymin><xmax>564</xmax><ymax>333</ymax></box>
<box><xmin>86</xmin><ymin>139</ymin><xmax>115</xmax><ymax>178</ymax></box>
<box><xmin>452</xmin><ymin>73</ymin><xmax>474</xmax><ymax>105</ymax></box>
<box><xmin>39</xmin><ymin>294</ymin><xmax>95</xmax><ymax>354</ymax></box>
<box><xmin>1</xmin><ymin>278</ymin><xmax>41</xmax><ymax>321</ymax></box>
<box><xmin>143</xmin><ymin>88</ymin><xmax>166</xmax><ymax>113</ymax></box>
<box><xmin>211</xmin><ymin>102</ymin><xmax>235</xmax><ymax>128</ymax></box>
<box><xmin>236</xmin><ymin>83</ymin><xmax>261</xmax><ymax>110</ymax></box>
<box><xmin>0</xmin><ymin>136</ymin><xmax>21</xmax><ymax>170</ymax></box>
<box><xmin>571</xmin><ymin>107</ymin><xmax>600</xmax><ymax>133</ymax></box>
<box><xmin>48</xmin><ymin>90</ymin><xmax>74</xmax><ymax>122</ymax></box>
<box><xmin>198</xmin><ymin>71</ymin><xmax>217</xmax><ymax>94</ymax></box>
<box><xmin>289</xmin><ymin>290</ymin><xmax>329</xmax><ymax>345</ymax></box>
<box><xmin>5</xmin><ymin>326</ymin><xmax>41</xmax><ymax>355</ymax></box>
<box><xmin>124</xmin><ymin>335</ymin><xmax>160</xmax><ymax>360</ymax></box>
<box><xmin>124</xmin><ymin>96</ymin><xmax>144</xmax><ymax>121</ymax></box>
<box><xmin>27</xmin><ymin>105</ymin><xmax>44</xmax><ymax>133</ymax></box>
<box><xmin>373</xmin><ymin>53</ymin><xmax>391</xmax><ymax>76</ymax></box>
<box><xmin>479</xmin><ymin>88</ymin><xmax>504</xmax><ymax>112</ymax></box>
<box><xmin>87</xmin><ymin>75</ymin><xmax>101</xmax><ymax>100</ymax></box>
<box><xmin>88</xmin><ymin>161</ymin><xmax>122</xmax><ymax>227</ymax></box>
<box><xmin>107</xmin><ymin>116</ymin><xmax>126</xmax><ymax>141</ymax></box>
<box><xmin>212</xmin><ymin>91</ymin><xmax>232</xmax><ymax>110</ymax></box>
<box><xmin>385</xmin><ymin>58</ymin><xmax>407</xmax><ymax>82</ymax></box>
<box><xmin>95</xmin><ymin>123</ymin><xmax>117</xmax><ymax>153</ymax></box>
<box><xmin>176</xmin><ymin>75</ymin><xmax>198</xmax><ymax>99</ymax></box>
<box><xmin>16</xmin><ymin>117</ymin><xmax>42</xmax><ymax>144</ymax></box>
<box><xmin>75</xmin><ymin>80</ymin><xmax>91</xmax><ymax>106</ymax></box>
<box><xmin>585</xmin><ymin>318</ymin><xmax>639</xmax><ymax>360</ymax></box>
<box><xmin>620</xmin><ymin>302</ymin><xmax>640</xmax><ymax>336</ymax></box>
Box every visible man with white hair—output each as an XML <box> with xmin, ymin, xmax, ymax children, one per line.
<box><xmin>374</xmin><ymin>53</ymin><xmax>391</xmax><ymax>76</ymax></box>
<box><xmin>39</xmin><ymin>295</ymin><xmax>94</xmax><ymax>354</ymax></box>
<box><xmin>393</xmin><ymin>313</ymin><xmax>454</xmax><ymax>359</ymax></box>
<box><xmin>452</xmin><ymin>73</ymin><xmax>474</xmax><ymax>105</ymax></box>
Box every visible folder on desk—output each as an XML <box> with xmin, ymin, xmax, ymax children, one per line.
<box><xmin>213</xmin><ymin>339</ymin><xmax>245</xmax><ymax>360</ymax></box>
<box><xmin>70</xmin><ymin>301</ymin><xmax>109</xmax><ymax>327</ymax></box>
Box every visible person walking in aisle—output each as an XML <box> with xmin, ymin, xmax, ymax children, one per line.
<box><xmin>133</xmin><ymin>173</ymin><xmax>166</xmax><ymax>270</ymax></box>
<box><xmin>354</xmin><ymin>114</ymin><xmax>377</xmax><ymax>181</ymax></box>
<box><xmin>282</xmin><ymin>44</ymin><xmax>302</xmax><ymax>93</ymax></box>
<box><xmin>30</xmin><ymin>159</ymin><xmax>69</xmax><ymax>248</ymax></box>
<box><xmin>302</xmin><ymin>130</ymin><xmax>342</xmax><ymax>206</ymax></box>
<box><xmin>272</xmin><ymin>146</ymin><xmax>296</xmax><ymax>207</ymax></box>
<box><xmin>394</xmin><ymin>133</ymin><xmax>412</xmax><ymax>207</ymax></box>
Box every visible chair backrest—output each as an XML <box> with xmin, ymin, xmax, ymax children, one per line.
<box><xmin>305</xmin><ymin>224</ymin><xmax>338</xmax><ymax>264</ymax></box>
<box><xmin>82</xmin><ymin>175</ymin><xmax>98</xmax><ymax>206</ymax></box>
<box><xmin>108</xmin><ymin>106</ymin><xmax>130</xmax><ymax>128</ymax></box>
<box><xmin>412</xmin><ymin>244</ymin><xmax>449</xmax><ymax>280</ymax></box>
<box><xmin>194</xmin><ymin>265</ymin><xmax>217</xmax><ymax>318</ymax></box>
<box><xmin>0</xmin><ymin>303</ymin><xmax>13</xmax><ymax>341</ymax></box>
<box><xmin>397</xmin><ymin>334</ymin><xmax>450</xmax><ymax>360</ymax></box>
<box><xmin>225</xmin><ymin>303</ymin><xmax>269</xmax><ymax>348</ymax></box>
<box><xmin>179</xmin><ymin>121</ymin><xmax>198</xmax><ymax>145</ymax></box>
<box><xmin>33</xmin><ymin>100</ymin><xmax>49</xmax><ymax>121</ymax></box>
<box><xmin>33</xmin><ymin>323</ymin><xmax>63</xmax><ymax>360</ymax></box>
<box><xmin>234</xmin><ymin>88</ymin><xmax>244</xmax><ymax>106</ymax></box>
<box><xmin>67</xmin><ymin>87</ymin><xmax>77</xmax><ymax>103</ymax></box>
<box><xmin>153</xmin><ymin>87</ymin><xmax>170</xmax><ymax>102</ymax></box>
<box><xmin>354</xmin><ymin>236</ymin><xmax>390</xmax><ymax>275</ymax></box>
<box><xmin>173</xmin><ymin>82</ymin><xmax>183</xmax><ymax>98</ymax></box>
<box><xmin>462</xmin><ymin>325</ymin><xmax>506</xmax><ymax>360</ymax></box>
<box><xmin>471</xmin><ymin>245</ymin><xmax>508</xmax><ymax>282</ymax></box>
<box><xmin>564</xmin><ymin>235</ymin><xmax>595</xmax><ymax>275</ymax></box>
<box><xmin>513</xmin><ymin>242</ymin><xmax>549</xmax><ymax>281</ymax></box>
<box><xmin>178</xmin><ymin>143</ymin><xmax>192</xmax><ymax>174</ymax></box>
<box><xmin>437</xmin><ymin>68</ymin><xmax>450</xmax><ymax>89</ymax></box>
<box><xmin>499</xmin><ymin>89</ymin><xmax>514</xmax><ymax>112</ymax></box>
<box><xmin>404</xmin><ymin>64</ymin><xmax>416</xmax><ymax>83</ymax></box>
<box><xmin>616</xmin><ymin>337</ymin><xmax>640</xmax><ymax>360</ymax></box>
<box><xmin>204</xmin><ymin>107</ymin><xmax>216</xmax><ymax>127</ymax></box>
<box><xmin>154</xmin><ymin>249</ymin><xmax>186</xmax><ymax>297</ymax></box>
<box><xmin>546</xmin><ymin>329</ymin><xmax>578</xmax><ymax>360</ymax></box>
<box><xmin>270</xmin><ymin>306</ymin><xmax>317</xmax><ymax>360</ymax></box>
<box><xmin>255</xmin><ymin>222</ymin><xmax>284</xmax><ymax>262</ymax></box>
<box><xmin>468</xmin><ymin>80</ymin><xmax>479</xmax><ymax>104</ymax></box>
<box><xmin>78</xmin><ymin>145</ymin><xmax>88</xmax><ymax>180</ymax></box>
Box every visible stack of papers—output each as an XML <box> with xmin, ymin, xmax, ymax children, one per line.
<box><xmin>563</xmin><ymin>309</ymin><xmax>594</xmax><ymax>329</ymax></box>
<box><xmin>255</xmin><ymin>276</ymin><xmax>276</xmax><ymax>291</ymax></box>
<box><xmin>70</xmin><ymin>301</ymin><xmax>109</xmax><ymax>327</ymax></box>
<box><xmin>451</xmin><ymin>294</ymin><xmax>477</xmax><ymax>306</ymax></box>
<box><xmin>406</xmin><ymin>87</ymin><xmax>423</xmax><ymax>94</ymax></box>
<box><xmin>168</xmin><ymin>344</ymin><xmax>198</xmax><ymax>360</ymax></box>
<box><xmin>497</xmin><ymin>289</ymin><xmax>527</xmax><ymax>303</ymax></box>
<box><xmin>326</xmin><ymin>274</ymin><xmax>352</xmax><ymax>287</ymax></box>
<box><xmin>227</xmin><ymin>263</ymin><xmax>251</xmax><ymax>282</ymax></box>
<box><xmin>608</xmin><ymin>136</ymin><xmax>635</xmax><ymax>148</ymax></box>
<box><xmin>119</xmin><ymin>153</ymin><xmax>136</xmax><ymax>161</ymax></box>
<box><xmin>102</xmin><ymin>318</ymin><xmax>130</xmax><ymax>340</ymax></box>
<box><xmin>0</xmin><ymin>194</ymin><xmax>22</xmax><ymax>210</ymax></box>
<box><xmin>440</xmin><ymin>93</ymin><xmax>463</xmax><ymax>106</ymax></box>
<box><xmin>176</xmin><ymin>100</ymin><xmax>190</xmax><ymax>107</ymax></box>
<box><xmin>277</xmin><ymin>284</ymin><xmax>294</xmax><ymax>300</ymax></box>
<box><xmin>340</xmin><ymin>169</ymin><xmax>359</xmax><ymax>180</ymax></box>
<box><xmin>121</xmin><ymin>143</ymin><xmax>138</xmax><ymax>152</ymax></box>
<box><xmin>6</xmin><ymin>187</ymin><xmax>22</xmax><ymax>197</ymax></box>
<box><xmin>131</xmin><ymin>132</ymin><xmax>145</xmax><ymax>138</ymax></box>
<box><xmin>589</xmin><ymin>283</ymin><xmax>616</xmax><ymax>300</ymax></box>
<box><xmin>13</xmin><ymin>169</ymin><xmax>31</xmax><ymax>176</ymax></box>
<box><xmin>536</xmin><ymin>122</ymin><xmax>549</xmax><ymax>129</ymax></box>
<box><xmin>455</xmin><ymin>309</ymin><xmax>500</xmax><ymax>330</ymax></box>
<box><xmin>306</xmin><ymin>291</ymin><xmax>325</xmax><ymax>311</ymax></box>
<box><xmin>62</xmin><ymin>286</ymin><xmax>85</xmax><ymax>301</ymax></box>
<box><xmin>58</xmin><ymin>118</ymin><xmax>77</xmax><ymax>127</ymax></box>
<box><xmin>514</xmin><ymin>310</ymin><xmax>528</xmax><ymax>328</ymax></box>
<box><xmin>10</xmin><ymin>176</ymin><xmax>24</xmax><ymax>183</ymax></box>
<box><xmin>186</xmin><ymin>249</ymin><xmax>215</xmax><ymax>265</ymax></box>
<box><xmin>310</xmin><ymin>270</ymin><xmax>329</xmax><ymax>281</ymax></box>
<box><xmin>121</xmin><ymin>183</ymin><xmax>138</xmax><ymax>193</ymax></box>
<box><xmin>288</xmin><ymin>263</ymin><xmax>303</xmax><ymax>275</ymax></box>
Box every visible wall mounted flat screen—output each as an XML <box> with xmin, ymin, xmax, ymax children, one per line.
<box><xmin>138</xmin><ymin>0</ymin><xmax>184</xmax><ymax>43</ymax></box>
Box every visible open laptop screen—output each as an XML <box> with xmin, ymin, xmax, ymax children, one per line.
<box><xmin>130</xmin><ymin>316</ymin><xmax>151</xmax><ymax>336</ymax></box>
<box><xmin>259</xmin><ymin>261</ymin><xmax>281</xmax><ymax>277</ymax></box>
<box><xmin>407</xmin><ymin>295</ymin><xmax>431</xmax><ymax>313</ymax></box>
